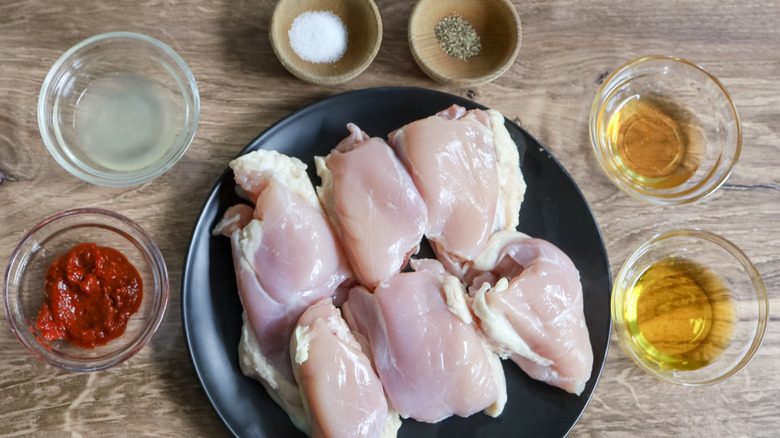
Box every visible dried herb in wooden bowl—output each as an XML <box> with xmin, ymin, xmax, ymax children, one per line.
<box><xmin>434</xmin><ymin>15</ymin><xmax>481</xmax><ymax>60</ymax></box>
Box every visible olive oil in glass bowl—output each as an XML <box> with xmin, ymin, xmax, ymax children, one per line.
<box><xmin>624</xmin><ymin>256</ymin><xmax>735</xmax><ymax>371</ymax></box>
<box><xmin>612</xmin><ymin>230</ymin><xmax>768</xmax><ymax>385</ymax></box>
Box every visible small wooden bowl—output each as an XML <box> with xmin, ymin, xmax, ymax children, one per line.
<box><xmin>270</xmin><ymin>0</ymin><xmax>382</xmax><ymax>85</ymax></box>
<box><xmin>409</xmin><ymin>0</ymin><xmax>522</xmax><ymax>87</ymax></box>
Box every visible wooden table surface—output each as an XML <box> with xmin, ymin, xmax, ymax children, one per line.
<box><xmin>1</xmin><ymin>0</ymin><xmax>778</xmax><ymax>436</ymax></box>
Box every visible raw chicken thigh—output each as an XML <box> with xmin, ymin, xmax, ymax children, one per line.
<box><xmin>467</xmin><ymin>231</ymin><xmax>593</xmax><ymax>395</ymax></box>
<box><xmin>342</xmin><ymin>260</ymin><xmax>506</xmax><ymax>423</ymax></box>
<box><xmin>315</xmin><ymin>123</ymin><xmax>427</xmax><ymax>289</ymax></box>
<box><xmin>212</xmin><ymin>150</ymin><xmax>353</xmax><ymax>433</ymax></box>
<box><xmin>389</xmin><ymin>105</ymin><xmax>525</xmax><ymax>277</ymax></box>
<box><xmin>291</xmin><ymin>298</ymin><xmax>401</xmax><ymax>438</ymax></box>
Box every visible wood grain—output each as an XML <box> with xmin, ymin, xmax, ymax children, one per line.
<box><xmin>1</xmin><ymin>0</ymin><xmax>778</xmax><ymax>437</ymax></box>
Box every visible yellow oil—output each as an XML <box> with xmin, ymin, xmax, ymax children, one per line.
<box><xmin>604</xmin><ymin>95</ymin><xmax>705</xmax><ymax>189</ymax></box>
<box><xmin>624</xmin><ymin>257</ymin><xmax>735</xmax><ymax>370</ymax></box>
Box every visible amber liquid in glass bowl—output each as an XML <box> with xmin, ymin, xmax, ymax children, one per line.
<box><xmin>603</xmin><ymin>95</ymin><xmax>706</xmax><ymax>190</ymax></box>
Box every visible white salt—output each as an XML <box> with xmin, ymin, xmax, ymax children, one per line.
<box><xmin>288</xmin><ymin>11</ymin><xmax>348</xmax><ymax>64</ymax></box>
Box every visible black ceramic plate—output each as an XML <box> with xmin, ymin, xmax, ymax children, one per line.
<box><xmin>182</xmin><ymin>87</ymin><xmax>611</xmax><ymax>438</ymax></box>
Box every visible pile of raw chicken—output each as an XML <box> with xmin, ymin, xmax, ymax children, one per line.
<box><xmin>213</xmin><ymin>105</ymin><xmax>593</xmax><ymax>438</ymax></box>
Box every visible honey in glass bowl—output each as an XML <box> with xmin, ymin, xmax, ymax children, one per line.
<box><xmin>604</xmin><ymin>94</ymin><xmax>706</xmax><ymax>190</ymax></box>
<box><xmin>590</xmin><ymin>56</ymin><xmax>741</xmax><ymax>205</ymax></box>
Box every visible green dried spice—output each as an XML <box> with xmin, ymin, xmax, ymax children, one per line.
<box><xmin>434</xmin><ymin>15</ymin><xmax>482</xmax><ymax>60</ymax></box>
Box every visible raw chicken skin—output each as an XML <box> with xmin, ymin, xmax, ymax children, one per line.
<box><xmin>292</xmin><ymin>298</ymin><xmax>400</xmax><ymax>438</ymax></box>
<box><xmin>316</xmin><ymin>123</ymin><xmax>427</xmax><ymax>289</ymax></box>
<box><xmin>468</xmin><ymin>231</ymin><xmax>593</xmax><ymax>395</ymax></box>
<box><xmin>389</xmin><ymin>105</ymin><xmax>497</xmax><ymax>262</ymax></box>
<box><xmin>342</xmin><ymin>260</ymin><xmax>506</xmax><ymax>423</ymax></box>
<box><xmin>212</xmin><ymin>150</ymin><xmax>353</xmax><ymax>433</ymax></box>
<box><xmin>389</xmin><ymin>105</ymin><xmax>525</xmax><ymax>276</ymax></box>
<box><xmin>247</xmin><ymin>180</ymin><xmax>351</xmax><ymax>304</ymax></box>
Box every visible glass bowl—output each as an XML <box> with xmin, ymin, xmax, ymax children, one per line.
<box><xmin>590</xmin><ymin>56</ymin><xmax>741</xmax><ymax>204</ymax></box>
<box><xmin>612</xmin><ymin>229</ymin><xmax>768</xmax><ymax>385</ymax></box>
<box><xmin>3</xmin><ymin>208</ymin><xmax>169</xmax><ymax>372</ymax></box>
<box><xmin>38</xmin><ymin>32</ymin><xmax>199</xmax><ymax>186</ymax></box>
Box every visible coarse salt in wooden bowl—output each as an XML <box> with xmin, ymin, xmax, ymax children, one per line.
<box><xmin>409</xmin><ymin>0</ymin><xmax>522</xmax><ymax>87</ymax></box>
<box><xmin>270</xmin><ymin>0</ymin><xmax>383</xmax><ymax>85</ymax></box>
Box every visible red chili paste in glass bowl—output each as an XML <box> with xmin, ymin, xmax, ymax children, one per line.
<box><xmin>36</xmin><ymin>242</ymin><xmax>143</xmax><ymax>348</ymax></box>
